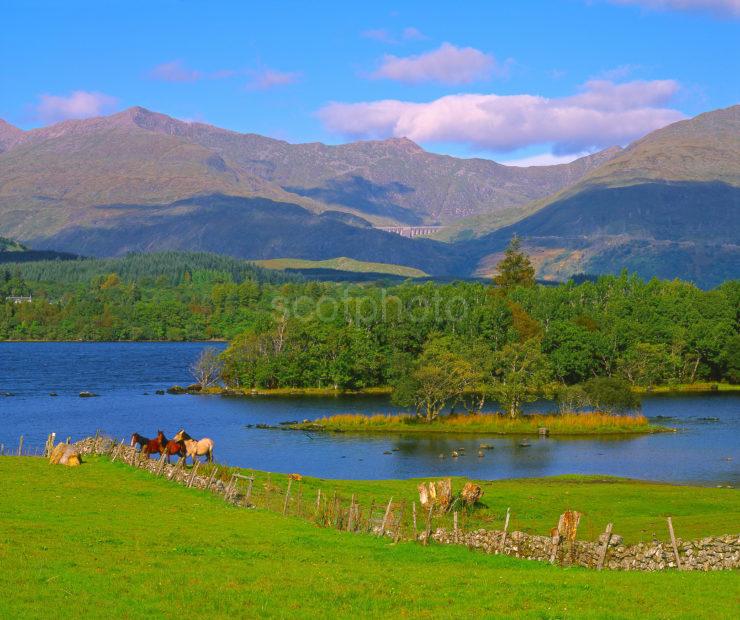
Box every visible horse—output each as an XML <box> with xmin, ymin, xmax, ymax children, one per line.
<box><xmin>129</xmin><ymin>431</ymin><xmax>164</xmax><ymax>458</ymax></box>
<box><xmin>173</xmin><ymin>429</ymin><xmax>214</xmax><ymax>464</ymax></box>
<box><xmin>163</xmin><ymin>438</ymin><xmax>186</xmax><ymax>464</ymax></box>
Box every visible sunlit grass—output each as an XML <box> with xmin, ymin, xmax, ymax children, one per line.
<box><xmin>293</xmin><ymin>411</ymin><xmax>664</xmax><ymax>435</ymax></box>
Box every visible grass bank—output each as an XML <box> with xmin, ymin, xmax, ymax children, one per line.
<box><xmin>1</xmin><ymin>457</ymin><xmax>738</xmax><ymax>618</ymax></box>
<box><xmin>634</xmin><ymin>382</ymin><xmax>740</xmax><ymax>394</ymax></box>
<box><xmin>288</xmin><ymin>412</ymin><xmax>666</xmax><ymax>435</ymax></box>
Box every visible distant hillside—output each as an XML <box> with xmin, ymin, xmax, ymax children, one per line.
<box><xmin>29</xmin><ymin>194</ymin><xmax>463</xmax><ymax>275</ymax></box>
<box><xmin>254</xmin><ymin>257</ymin><xmax>427</xmax><ymax>278</ymax></box>
<box><xmin>0</xmin><ymin>107</ymin><xmax>618</xmax><ymax>245</ymax></box>
<box><xmin>0</xmin><ymin>236</ymin><xmax>26</xmax><ymax>252</ymax></box>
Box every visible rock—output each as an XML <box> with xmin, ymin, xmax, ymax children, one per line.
<box><xmin>478</xmin><ymin>450</ymin><xmax>485</xmax><ymax>458</ymax></box>
<box><xmin>79</xmin><ymin>391</ymin><xmax>98</xmax><ymax>397</ymax></box>
<box><xmin>518</xmin><ymin>440</ymin><xmax>531</xmax><ymax>447</ymax></box>
<box><xmin>1</xmin><ymin>392</ymin><xmax>14</xmax><ymax>397</ymax></box>
<box><xmin>383</xmin><ymin>450</ymin><xmax>392</xmax><ymax>455</ymax></box>
<box><xmin>49</xmin><ymin>392</ymin><xmax>58</xmax><ymax>396</ymax></box>
<box><xmin>155</xmin><ymin>389</ymin><xmax>165</xmax><ymax>395</ymax></box>
<box><xmin>49</xmin><ymin>443</ymin><xmax>82</xmax><ymax>466</ymax></box>
<box><xmin>167</xmin><ymin>385</ymin><xmax>187</xmax><ymax>394</ymax></box>
<box><xmin>438</xmin><ymin>453</ymin><xmax>445</xmax><ymax>459</ymax></box>
<box><xmin>186</xmin><ymin>384</ymin><xmax>202</xmax><ymax>392</ymax></box>
<box><xmin>451</xmin><ymin>451</ymin><xmax>459</xmax><ymax>458</ymax></box>
<box><xmin>479</xmin><ymin>444</ymin><xmax>493</xmax><ymax>450</ymax></box>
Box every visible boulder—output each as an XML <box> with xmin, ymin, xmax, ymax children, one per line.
<box><xmin>49</xmin><ymin>443</ymin><xmax>82</xmax><ymax>466</ymax></box>
<box><xmin>167</xmin><ymin>385</ymin><xmax>187</xmax><ymax>394</ymax></box>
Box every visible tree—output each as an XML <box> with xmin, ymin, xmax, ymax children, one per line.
<box><xmin>190</xmin><ymin>346</ymin><xmax>224</xmax><ymax>388</ymax></box>
<box><xmin>485</xmin><ymin>339</ymin><xmax>551</xmax><ymax>418</ymax></box>
<box><xmin>494</xmin><ymin>235</ymin><xmax>535</xmax><ymax>290</ymax></box>
<box><xmin>582</xmin><ymin>377</ymin><xmax>641</xmax><ymax>414</ymax></box>
<box><xmin>392</xmin><ymin>337</ymin><xmax>481</xmax><ymax>421</ymax></box>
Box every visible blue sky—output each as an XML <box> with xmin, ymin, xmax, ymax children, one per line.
<box><xmin>2</xmin><ymin>0</ymin><xmax>738</xmax><ymax>164</ymax></box>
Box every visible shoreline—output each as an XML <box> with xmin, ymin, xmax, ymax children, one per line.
<box><xmin>183</xmin><ymin>383</ymin><xmax>739</xmax><ymax>397</ymax></box>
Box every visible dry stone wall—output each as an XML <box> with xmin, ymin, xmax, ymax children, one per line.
<box><xmin>432</xmin><ymin>528</ymin><xmax>739</xmax><ymax>571</ymax></box>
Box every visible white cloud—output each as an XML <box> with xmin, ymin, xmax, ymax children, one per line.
<box><xmin>607</xmin><ymin>0</ymin><xmax>740</xmax><ymax>17</ymax></box>
<box><xmin>372</xmin><ymin>43</ymin><xmax>502</xmax><ymax>84</ymax></box>
<box><xmin>318</xmin><ymin>79</ymin><xmax>685</xmax><ymax>154</ymax></box>
<box><xmin>149</xmin><ymin>60</ymin><xmax>202</xmax><ymax>82</ymax></box>
<box><xmin>246</xmin><ymin>69</ymin><xmax>301</xmax><ymax>91</ymax></box>
<box><xmin>35</xmin><ymin>91</ymin><xmax>119</xmax><ymax>122</ymax></box>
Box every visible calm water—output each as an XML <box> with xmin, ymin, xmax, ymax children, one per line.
<box><xmin>0</xmin><ymin>342</ymin><xmax>738</xmax><ymax>485</ymax></box>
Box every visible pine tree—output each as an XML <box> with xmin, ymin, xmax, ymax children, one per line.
<box><xmin>493</xmin><ymin>235</ymin><xmax>535</xmax><ymax>290</ymax></box>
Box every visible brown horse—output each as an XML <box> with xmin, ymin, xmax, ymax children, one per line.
<box><xmin>173</xmin><ymin>429</ymin><xmax>214</xmax><ymax>464</ymax></box>
<box><xmin>163</xmin><ymin>438</ymin><xmax>186</xmax><ymax>463</ymax></box>
<box><xmin>130</xmin><ymin>431</ymin><xmax>164</xmax><ymax>458</ymax></box>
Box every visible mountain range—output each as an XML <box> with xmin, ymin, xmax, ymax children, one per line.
<box><xmin>0</xmin><ymin>105</ymin><xmax>737</xmax><ymax>286</ymax></box>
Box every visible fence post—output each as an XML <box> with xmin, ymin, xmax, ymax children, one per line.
<box><xmin>597</xmin><ymin>522</ymin><xmax>613</xmax><ymax>570</ymax></box>
<box><xmin>667</xmin><ymin>517</ymin><xmax>682</xmax><ymax>571</ymax></box>
<box><xmin>245</xmin><ymin>477</ymin><xmax>254</xmax><ymax>504</ymax></box>
<box><xmin>296</xmin><ymin>481</ymin><xmax>302</xmax><ymax>516</ymax></box>
<box><xmin>188</xmin><ymin>461</ymin><xmax>201</xmax><ymax>488</ymax></box>
<box><xmin>453</xmin><ymin>511</ymin><xmax>459</xmax><ymax>534</ymax></box>
<box><xmin>423</xmin><ymin>504</ymin><xmax>434</xmax><ymax>546</ymax></box>
<box><xmin>283</xmin><ymin>478</ymin><xmax>293</xmax><ymax>515</ymax></box>
<box><xmin>379</xmin><ymin>498</ymin><xmax>394</xmax><ymax>536</ymax></box>
<box><xmin>412</xmin><ymin>502</ymin><xmax>418</xmax><ymax>538</ymax></box>
<box><xmin>499</xmin><ymin>507</ymin><xmax>511</xmax><ymax>553</ymax></box>
<box><xmin>156</xmin><ymin>452</ymin><xmax>167</xmax><ymax>476</ymax></box>
<box><xmin>207</xmin><ymin>466</ymin><xmax>219</xmax><ymax>490</ymax></box>
<box><xmin>17</xmin><ymin>435</ymin><xmax>24</xmax><ymax>456</ymax></box>
<box><xmin>394</xmin><ymin>502</ymin><xmax>406</xmax><ymax>544</ymax></box>
<box><xmin>365</xmin><ymin>499</ymin><xmax>376</xmax><ymax>533</ymax></box>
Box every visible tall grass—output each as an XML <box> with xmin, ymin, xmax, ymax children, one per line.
<box><xmin>295</xmin><ymin>411</ymin><xmax>661</xmax><ymax>435</ymax></box>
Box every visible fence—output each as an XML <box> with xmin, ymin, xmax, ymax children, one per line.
<box><xmin>7</xmin><ymin>433</ymin><xmax>739</xmax><ymax>572</ymax></box>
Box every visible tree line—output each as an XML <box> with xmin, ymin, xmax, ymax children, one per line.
<box><xmin>1</xmin><ymin>247</ymin><xmax>738</xmax><ymax>417</ymax></box>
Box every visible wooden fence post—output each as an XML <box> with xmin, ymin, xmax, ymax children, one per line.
<box><xmin>365</xmin><ymin>500</ymin><xmax>376</xmax><ymax>533</ymax></box>
<box><xmin>17</xmin><ymin>435</ymin><xmax>24</xmax><ymax>456</ymax></box>
<box><xmin>111</xmin><ymin>439</ymin><xmax>124</xmax><ymax>462</ymax></box>
<box><xmin>283</xmin><ymin>478</ymin><xmax>293</xmax><ymax>515</ymax></box>
<box><xmin>597</xmin><ymin>522</ymin><xmax>613</xmax><ymax>571</ymax></box>
<box><xmin>206</xmin><ymin>466</ymin><xmax>219</xmax><ymax>490</ymax></box>
<box><xmin>315</xmin><ymin>489</ymin><xmax>322</xmax><ymax>518</ymax></box>
<box><xmin>667</xmin><ymin>517</ymin><xmax>682</xmax><ymax>571</ymax></box>
<box><xmin>170</xmin><ymin>457</ymin><xmax>186</xmax><ymax>480</ymax></box>
<box><xmin>379</xmin><ymin>498</ymin><xmax>394</xmax><ymax>536</ymax></box>
<box><xmin>394</xmin><ymin>502</ymin><xmax>406</xmax><ymax>544</ymax></box>
<box><xmin>423</xmin><ymin>504</ymin><xmax>433</xmax><ymax>546</ymax></box>
<box><xmin>453</xmin><ymin>511</ymin><xmax>459</xmax><ymax>534</ymax></box>
<box><xmin>499</xmin><ymin>507</ymin><xmax>511</xmax><ymax>553</ymax></box>
<box><xmin>245</xmin><ymin>477</ymin><xmax>254</xmax><ymax>504</ymax></box>
<box><xmin>412</xmin><ymin>502</ymin><xmax>418</xmax><ymax>537</ymax></box>
<box><xmin>188</xmin><ymin>461</ymin><xmax>201</xmax><ymax>488</ymax></box>
<box><xmin>156</xmin><ymin>452</ymin><xmax>167</xmax><ymax>476</ymax></box>
<box><xmin>296</xmin><ymin>482</ymin><xmax>302</xmax><ymax>516</ymax></box>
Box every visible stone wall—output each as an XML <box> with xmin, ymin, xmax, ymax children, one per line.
<box><xmin>431</xmin><ymin>528</ymin><xmax>739</xmax><ymax>571</ymax></box>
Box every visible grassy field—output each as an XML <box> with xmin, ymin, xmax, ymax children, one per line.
<box><xmin>289</xmin><ymin>412</ymin><xmax>666</xmax><ymax>436</ymax></box>
<box><xmin>1</xmin><ymin>457</ymin><xmax>738</xmax><ymax>618</ymax></box>
<box><xmin>252</xmin><ymin>256</ymin><xmax>427</xmax><ymax>277</ymax></box>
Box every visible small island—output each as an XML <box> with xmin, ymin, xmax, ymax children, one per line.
<box><xmin>285</xmin><ymin>411</ymin><xmax>667</xmax><ymax>436</ymax></box>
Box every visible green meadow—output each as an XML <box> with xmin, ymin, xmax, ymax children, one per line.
<box><xmin>1</xmin><ymin>456</ymin><xmax>738</xmax><ymax>618</ymax></box>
